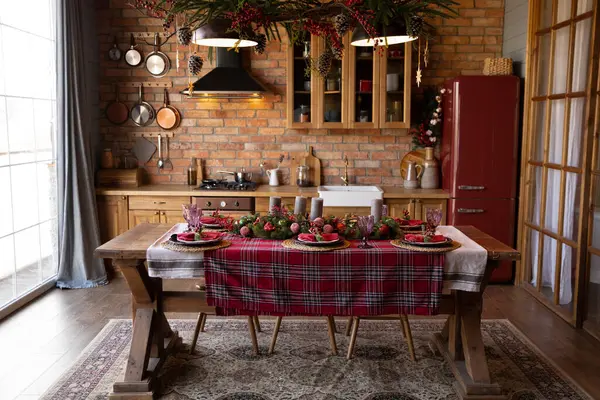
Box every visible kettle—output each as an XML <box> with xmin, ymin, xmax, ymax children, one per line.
<box><xmin>266</xmin><ymin>168</ymin><xmax>280</xmax><ymax>186</ymax></box>
<box><xmin>404</xmin><ymin>161</ymin><xmax>423</xmax><ymax>189</ymax></box>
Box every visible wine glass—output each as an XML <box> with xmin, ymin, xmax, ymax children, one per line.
<box><xmin>426</xmin><ymin>208</ymin><xmax>443</xmax><ymax>236</ymax></box>
<box><xmin>182</xmin><ymin>204</ymin><xmax>201</xmax><ymax>232</ymax></box>
<box><xmin>357</xmin><ymin>215</ymin><xmax>374</xmax><ymax>249</ymax></box>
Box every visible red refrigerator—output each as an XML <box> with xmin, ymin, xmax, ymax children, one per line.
<box><xmin>440</xmin><ymin>76</ymin><xmax>520</xmax><ymax>283</ymax></box>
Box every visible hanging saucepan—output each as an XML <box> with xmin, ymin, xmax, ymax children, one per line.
<box><xmin>145</xmin><ymin>33</ymin><xmax>170</xmax><ymax>77</ymax></box>
<box><xmin>105</xmin><ymin>85</ymin><xmax>129</xmax><ymax>125</ymax></box>
<box><xmin>156</xmin><ymin>89</ymin><xmax>180</xmax><ymax>130</ymax></box>
<box><xmin>125</xmin><ymin>34</ymin><xmax>142</xmax><ymax>67</ymax></box>
<box><xmin>130</xmin><ymin>85</ymin><xmax>155</xmax><ymax>126</ymax></box>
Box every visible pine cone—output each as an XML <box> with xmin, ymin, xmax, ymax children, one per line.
<box><xmin>317</xmin><ymin>51</ymin><xmax>333</xmax><ymax>78</ymax></box>
<box><xmin>333</xmin><ymin>13</ymin><xmax>351</xmax><ymax>37</ymax></box>
<box><xmin>177</xmin><ymin>26</ymin><xmax>193</xmax><ymax>46</ymax></box>
<box><xmin>408</xmin><ymin>15</ymin><xmax>424</xmax><ymax>38</ymax></box>
<box><xmin>331</xmin><ymin>43</ymin><xmax>344</xmax><ymax>60</ymax></box>
<box><xmin>188</xmin><ymin>54</ymin><xmax>203</xmax><ymax>76</ymax></box>
<box><xmin>254</xmin><ymin>34</ymin><xmax>267</xmax><ymax>55</ymax></box>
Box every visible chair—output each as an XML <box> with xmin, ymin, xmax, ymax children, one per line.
<box><xmin>346</xmin><ymin>315</ymin><xmax>416</xmax><ymax>361</ymax></box>
<box><xmin>268</xmin><ymin>316</ymin><xmax>339</xmax><ymax>355</ymax></box>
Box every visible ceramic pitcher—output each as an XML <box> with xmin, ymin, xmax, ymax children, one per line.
<box><xmin>420</xmin><ymin>147</ymin><xmax>440</xmax><ymax>189</ymax></box>
<box><xmin>404</xmin><ymin>161</ymin><xmax>422</xmax><ymax>189</ymax></box>
<box><xmin>267</xmin><ymin>168</ymin><xmax>280</xmax><ymax>186</ymax></box>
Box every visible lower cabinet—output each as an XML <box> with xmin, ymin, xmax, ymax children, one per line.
<box><xmin>97</xmin><ymin>195</ymin><xmax>129</xmax><ymax>244</ymax></box>
<box><xmin>128</xmin><ymin>209</ymin><xmax>161</xmax><ymax>226</ymax></box>
<box><xmin>385</xmin><ymin>198</ymin><xmax>447</xmax><ymax>224</ymax></box>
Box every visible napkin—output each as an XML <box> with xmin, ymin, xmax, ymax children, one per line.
<box><xmin>404</xmin><ymin>234</ymin><xmax>446</xmax><ymax>243</ymax></box>
<box><xmin>176</xmin><ymin>231</ymin><xmax>222</xmax><ymax>242</ymax></box>
<box><xmin>201</xmin><ymin>216</ymin><xmax>219</xmax><ymax>224</ymax></box>
<box><xmin>200</xmin><ymin>231</ymin><xmax>223</xmax><ymax>240</ymax></box>
<box><xmin>298</xmin><ymin>233</ymin><xmax>339</xmax><ymax>242</ymax></box>
<box><xmin>177</xmin><ymin>232</ymin><xmax>197</xmax><ymax>242</ymax></box>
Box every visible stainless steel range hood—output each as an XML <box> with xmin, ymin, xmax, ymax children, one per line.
<box><xmin>180</xmin><ymin>48</ymin><xmax>268</xmax><ymax>99</ymax></box>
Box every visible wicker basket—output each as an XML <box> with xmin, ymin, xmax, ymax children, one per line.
<box><xmin>483</xmin><ymin>58</ymin><xmax>513</xmax><ymax>76</ymax></box>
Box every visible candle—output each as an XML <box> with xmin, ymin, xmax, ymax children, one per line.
<box><xmin>310</xmin><ymin>197</ymin><xmax>324</xmax><ymax>220</ymax></box>
<box><xmin>382</xmin><ymin>204</ymin><xmax>388</xmax><ymax>218</ymax></box>
<box><xmin>294</xmin><ymin>196</ymin><xmax>307</xmax><ymax>216</ymax></box>
<box><xmin>371</xmin><ymin>198</ymin><xmax>383</xmax><ymax>223</ymax></box>
<box><xmin>269</xmin><ymin>196</ymin><xmax>282</xmax><ymax>214</ymax></box>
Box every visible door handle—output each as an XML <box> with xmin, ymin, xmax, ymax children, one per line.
<box><xmin>458</xmin><ymin>185</ymin><xmax>485</xmax><ymax>191</ymax></box>
<box><xmin>457</xmin><ymin>208</ymin><xmax>485</xmax><ymax>213</ymax></box>
<box><xmin>153</xmin><ymin>201</ymin><xmax>167</xmax><ymax>204</ymax></box>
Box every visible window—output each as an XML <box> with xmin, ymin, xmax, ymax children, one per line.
<box><xmin>0</xmin><ymin>1</ymin><xmax>57</xmax><ymax>312</ymax></box>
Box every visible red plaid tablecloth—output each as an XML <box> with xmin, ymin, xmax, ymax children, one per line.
<box><xmin>202</xmin><ymin>237</ymin><xmax>444</xmax><ymax>316</ymax></box>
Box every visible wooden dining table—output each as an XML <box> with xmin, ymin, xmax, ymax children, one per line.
<box><xmin>95</xmin><ymin>223</ymin><xmax>520</xmax><ymax>400</ymax></box>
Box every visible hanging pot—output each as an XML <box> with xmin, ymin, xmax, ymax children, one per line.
<box><xmin>125</xmin><ymin>34</ymin><xmax>142</xmax><ymax>67</ymax></box>
<box><xmin>130</xmin><ymin>85</ymin><xmax>155</xmax><ymax>126</ymax></box>
<box><xmin>108</xmin><ymin>36</ymin><xmax>122</xmax><ymax>61</ymax></box>
<box><xmin>105</xmin><ymin>85</ymin><xmax>129</xmax><ymax>125</ymax></box>
<box><xmin>145</xmin><ymin>33</ymin><xmax>171</xmax><ymax>77</ymax></box>
<box><xmin>156</xmin><ymin>89</ymin><xmax>180</xmax><ymax>130</ymax></box>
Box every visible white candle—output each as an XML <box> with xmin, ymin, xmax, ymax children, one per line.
<box><xmin>310</xmin><ymin>197</ymin><xmax>324</xmax><ymax>220</ymax></box>
<box><xmin>269</xmin><ymin>196</ymin><xmax>282</xmax><ymax>213</ymax></box>
<box><xmin>371</xmin><ymin>198</ymin><xmax>383</xmax><ymax>223</ymax></box>
<box><xmin>294</xmin><ymin>196</ymin><xmax>307</xmax><ymax>216</ymax></box>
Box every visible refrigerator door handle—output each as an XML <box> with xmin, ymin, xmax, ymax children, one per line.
<box><xmin>458</xmin><ymin>185</ymin><xmax>485</xmax><ymax>191</ymax></box>
<box><xmin>457</xmin><ymin>208</ymin><xmax>485</xmax><ymax>213</ymax></box>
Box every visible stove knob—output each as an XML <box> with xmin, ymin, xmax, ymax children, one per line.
<box><xmin>205</xmin><ymin>201</ymin><xmax>212</xmax><ymax>207</ymax></box>
<box><xmin>220</xmin><ymin>201</ymin><xmax>227</xmax><ymax>208</ymax></box>
<box><xmin>234</xmin><ymin>201</ymin><xmax>240</xmax><ymax>207</ymax></box>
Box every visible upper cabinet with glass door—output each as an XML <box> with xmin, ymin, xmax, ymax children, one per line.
<box><xmin>286</xmin><ymin>36</ymin><xmax>319</xmax><ymax>128</ymax></box>
<box><xmin>379</xmin><ymin>43</ymin><xmax>412</xmax><ymax>128</ymax></box>
<box><xmin>314</xmin><ymin>36</ymin><xmax>349</xmax><ymax>129</ymax></box>
<box><xmin>347</xmin><ymin>42</ymin><xmax>380</xmax><ymax>128</ymax></box>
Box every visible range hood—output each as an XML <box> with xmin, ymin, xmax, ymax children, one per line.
<box><xmin>181</xmin><ymin>47</ymin><xmax>268</xmax><ymax>99</ymax></box>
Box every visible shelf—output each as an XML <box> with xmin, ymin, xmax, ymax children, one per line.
<box><xmin>386</xmin><ymin>90</ymin><xmax>404</xmax><ymax>95</ymax></box>
<box><xmin>356</xmin><ymin>91</ymin><xmax>373</xmax><ymax>95</ymax></box>
<box><xmin>324</xmin><ymin>91</ymin><xmax>341</xmax><ymax>94</ymax></box>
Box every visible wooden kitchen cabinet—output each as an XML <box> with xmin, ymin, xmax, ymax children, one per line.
<box><xmin>414</xmin><ymin>199</ymin><xmax>447</xmax><ymax>224</ymax></box>
<box><xmin>97</xmin><ymin>195</ymin><xmax>129</xmax><ymax>243</ymax></box>
<box><xmin>286</xmin><ymin>37</ymin><xmax>412</xmax><ymax>129</ymax></box>
<box><xmin>386</xmin><ymin>198</ymin><xmax>415</xmax><ymax>219</ymax></box>
<box><xmin>161</xmin><ymin>210</ymin><xmax>186</xmax><ymax>224</ymax></box>
<box><xmin>129</xmin><ymin>209</ymin><xmax>161</xmax><ymax>227</ymax></box>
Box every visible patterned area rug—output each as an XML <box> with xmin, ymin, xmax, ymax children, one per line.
<box><xmin>41</xmin><ymin>319</ymin><xmax>590</xmax><ymax>400</ymax></box>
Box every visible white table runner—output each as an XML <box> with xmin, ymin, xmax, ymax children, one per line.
<box><xmin>147</xmin><ymin>224</ymin><xmax>488</xmax><ymax>292</ymax></box>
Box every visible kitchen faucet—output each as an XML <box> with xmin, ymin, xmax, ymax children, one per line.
<box><xmin>341</xmin><ymin>156</ymin><xmax>349</xmax><ymax>186</ymax></box>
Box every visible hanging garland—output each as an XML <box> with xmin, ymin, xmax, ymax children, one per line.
<box><xmin>133</xmin><ymin>0</ymin><xmax>458</xmax><ymax>78</ymax></box>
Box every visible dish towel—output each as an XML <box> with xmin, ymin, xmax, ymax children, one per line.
<box><xmin>147</xmin><ymin>223</ymin><xmax>205</xmax><ymax>278</ymax></box>
<box><xmin>438</xmin><ymin>226</ymin><xmax>488</xmax><ymax>292</ymax></box>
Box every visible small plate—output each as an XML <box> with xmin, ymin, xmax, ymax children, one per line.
<box><xmin>295</xmin><ymin>238</ymin><xmax>342</xmax><ymax>247</ymax></box>
<box><xmin>170</xmin><ymin>234</ymin><xmax>222</xmax><ymax>246</ymax></box>
<box><xmin>401</xmin><ymin>237</ymin><xmax>453</xmax><ymax>247</ymax></box>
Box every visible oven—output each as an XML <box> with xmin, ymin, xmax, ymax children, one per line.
<box><xmin>193</xmin><ymin>196</ymin><xmax>255</xmax><ymax>219</ymax></box>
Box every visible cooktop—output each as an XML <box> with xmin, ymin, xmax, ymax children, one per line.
<box><xmin>195</xmin><ymin>179</ymin><xmax>257</xmax><ymax>191</ymax></box>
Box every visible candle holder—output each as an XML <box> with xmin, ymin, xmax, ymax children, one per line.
<box><xmin>357</xmin><ymin>215</ymin><xmax>374</xmax><ymax>249</ymax></box>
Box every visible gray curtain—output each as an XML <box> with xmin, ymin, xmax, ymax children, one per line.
<box><xmin>56</xmin><ymin>0</ymin><xmax>107</xmax><ymax>288</ymax></box>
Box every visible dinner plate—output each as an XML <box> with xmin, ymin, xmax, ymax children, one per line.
<box><xmin>295</xmin><ymin>238</ymin><xmax>342</xmax><ymax>247</ymax></box>
<box><xmin>202</xmin><ymin>223</ymin><xmax>222</xmax><ymax>229</ymax></box>
<box><xmin>169</xmin><ymin>234</ymin><xmax>222</xmax><ymax>246</ymax></box>
<box><xmin>401</xmin><ymin>237</ymin><xmax>453</xmax><ymax>247</ymax></box>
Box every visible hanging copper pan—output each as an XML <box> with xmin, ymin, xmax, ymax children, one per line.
<box><xmin>156</xmin><ymin>89</ymin><xmax>181</xmax><ymax>130</ymax></box>
<box><xmin>105</xmin><ymin>85</ymin><xmax>129</xmax><ymax>125</ymax></box>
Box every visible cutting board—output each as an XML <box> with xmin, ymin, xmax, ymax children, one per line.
<box><xmin>289</xmin><ymin>146</ymin><xmax>321</xmax><ymax>187</ymax></box>
<box><xmin>400</xmin><ymin>149</ymin><xmax>427</xmax><ymax>179</ymax></box>
<box><xmin>304</xmin><ymin>146</ymin><xmax>321</xmax><ymax>187</ymax></box>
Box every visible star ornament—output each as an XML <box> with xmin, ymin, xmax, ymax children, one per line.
<box><xmin>416</xmin><ymin>68</ymin><xmax>422</xmax><ymax>87</ymax></box>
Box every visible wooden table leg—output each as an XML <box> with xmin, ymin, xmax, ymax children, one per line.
<box><xmin>431</xmin><ymin>262</ymin><xmax>505</xmax><ymax>399</ymax></box>
<box><xmin>109</xmin><ymin>259</ymin><xmax>181</xmax><ymax>400</ymax></box>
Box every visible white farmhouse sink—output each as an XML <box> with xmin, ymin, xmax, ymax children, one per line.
<box><xmin>318</xmin><ymin>185</ymin><xmax>383</xmax><ymax>207</ymax></box>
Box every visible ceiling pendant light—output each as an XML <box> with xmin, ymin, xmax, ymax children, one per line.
<box><xmin>350</xmin><ymin>22</ymin><xmax>417</xmax><ymax>47</ymax></box>
<box><xmin>192</xmin><ymin>20</ymin><xmax>257</xmax><ymax>48</ymax></box>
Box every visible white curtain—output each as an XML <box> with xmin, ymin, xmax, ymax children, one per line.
<box><xmin>530</xmin><ymin>10</ymin><xmax>591</xmax><ymax>305</ymax></box>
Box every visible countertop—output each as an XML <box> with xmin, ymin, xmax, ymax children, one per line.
<box><xmin>96</xmin><ymin>184</ymin><xmax>449</xmax><ymax>199</ymax></box>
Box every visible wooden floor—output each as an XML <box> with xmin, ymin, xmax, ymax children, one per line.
<box><xmin>1</xmin><ymin>279</ymin><xmax>600</xmax><ymax>400</ymax></box>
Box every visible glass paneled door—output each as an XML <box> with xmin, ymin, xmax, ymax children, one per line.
<box><xmin>0</xmin><ymin>1</ymin><xmax>58</xmax><ymax>315</ymax></box>
<box><xmin>520</xmin><ymin>0</ymin><xmax>596</xmax><ymax>322</ymax></box>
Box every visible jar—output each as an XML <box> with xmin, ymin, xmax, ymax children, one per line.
<box><xmin>300</xmin><ymin>105</ymin><xmax>310</xmax><ymax>123</ymax></box>
<box><xmin>302</xmin><ymin>41</ymin><xmax>310</xmax><ymax>59</ymax></box>
<box><xmin>359</xmin><ymin>110</ymin><xmax>369</xmax><ymax>123</ymax></box>
<box><xmin>101</xmin><ymin>148</ymin><xmax>114</xmax><ymax>169</ymax></box>
<box><xmin>296</xmin><ymin>165</ymin><xmax>310</xmax><ymax>187</ymax></box>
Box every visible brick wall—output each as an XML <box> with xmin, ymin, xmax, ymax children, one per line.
<box><xmin>96</xmin><ymin>0</ymin><xmax>504</xmax><ymax>185</ymax></box>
